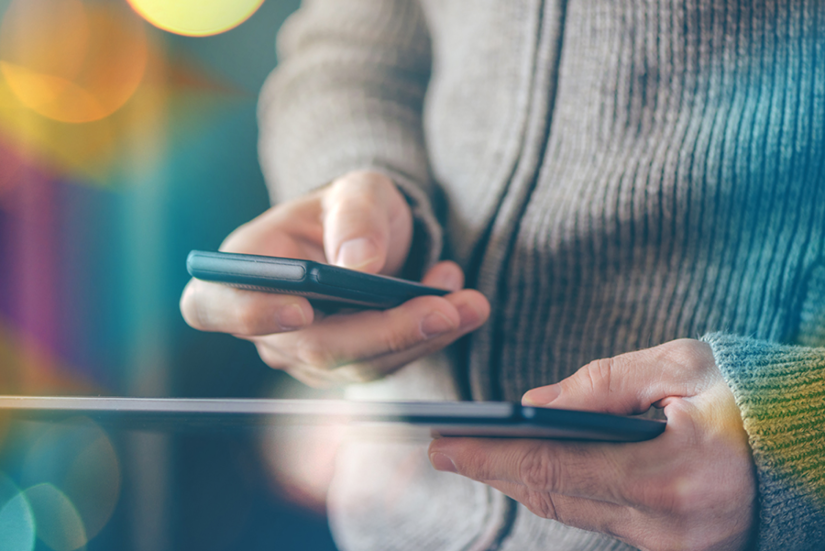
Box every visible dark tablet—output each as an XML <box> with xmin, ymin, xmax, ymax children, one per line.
<box><xmin>186</xmin><ymin>250</ymin><xmax>449</xmax><ymax>309</ymax></box>
<box><xmin>0</xmin><ymin>396</ymin><xmax>666</xmax><ymax>442</ymax></box>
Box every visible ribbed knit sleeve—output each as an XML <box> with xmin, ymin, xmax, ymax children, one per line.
<box><xmin>258</xmin><ymin>0</ymin><xmax>442</xmax><ymax>269</ymax></box>
<box><xmin>702</xmin><ymin>328</ymin><xmax>825</xmax><ymax>549</ymax></box>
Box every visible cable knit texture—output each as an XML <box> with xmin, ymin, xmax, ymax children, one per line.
<box><xmin>259</xmin><ymin>1</ymin><xmax>825</xmax><ymax>549</ymax></box>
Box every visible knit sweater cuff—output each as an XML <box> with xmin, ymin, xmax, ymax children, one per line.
<box><xmin>700</xmin><ymin>333</ymin><xmax>825</xmax><ymax>550</ymax></box>
<box><xmin>384</xmin><ymin>169</ymin><xmax>443</xmax><ymax>279</ymax></box>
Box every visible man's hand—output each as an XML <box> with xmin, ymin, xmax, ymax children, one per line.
<box><xmin>428</xmin><ymin>339</ymin><xmax>757</xmax><ymax>551</ymax></box>
<box><xmin>180</xmin><ymin>171</ymin><xmax>490</xmax><ymax>386</ymax></box>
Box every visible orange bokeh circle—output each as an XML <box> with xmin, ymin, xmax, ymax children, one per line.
<box><xmin>0</xmin><ymin>0</ymin><xmax>148</xmax><ymax>123</ymax></box>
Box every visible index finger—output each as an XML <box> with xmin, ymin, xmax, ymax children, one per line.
<box><xmin>428</xmin><ymin>437</ymin><xmax>633</xmax><ymax>506</ymax></box>
<box><xmin>180</xmin><ymin>278</ymin><xmax>314</xmax><ymax>335</ymax></box>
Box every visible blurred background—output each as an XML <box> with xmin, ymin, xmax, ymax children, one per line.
<box><xmin>0</xmin><ymin>0</ymin><xmax>340</xmax><ymax>549</ymax></box>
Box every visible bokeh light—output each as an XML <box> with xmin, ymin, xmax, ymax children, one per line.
<box><xmin>0</xmin><ymin>139</ymin><xmax>26</xmax><ymax>202</ymax></box>
<box><xmin>21</xmin><ymin>418</ymin><xmax>121</xmax><ymax>544</ymax></box>
<box><xmin>23</xmin><ymin>483</ymin><xmax>86</xmax><ymax>551</ymax></box>
<box><xmin>0</xmin><ymin>0</ymin><xmax>147</xmax><ymax>123</ymax></box>
<box><xmin>0</xmin><ymin>474</ymin><xmax>35</xmax><ymax>551</ymax></box>
<box><xmin>127</xmin><ymin>0</ymin><xmax>265</xmax><ymax>37</ymax></box>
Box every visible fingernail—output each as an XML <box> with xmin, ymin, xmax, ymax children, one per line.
<box><xmin>522</xmin><ymin>384</ymin><xmax>561</xmax><ymax>406</ymax></box>
<box><xmin>434</xmin><ymin>270</ymin><xmax>461</xmax><ymax>292</ymax></box>
<box><xmin>337</xmin><ymin>238</ymin><xmax>379</xmax><ymax>269</ymax></box>
<box><xmin>456</xmin><ymin>300</ymin><xmax>484</xmax><ymax>330</ymax></box>
<box><xmin>276</xmin><ymin>303</ymin><xmax>308</xmax><ymax>330</ymax></box>
<box><xmin>429</xmin><ymin>452</ymin><xmax>457</xmax><ymax>473</ymax></box>
<box><xmin>420</xmin><ymin>312</ymin><xmax>456</xmax><ymax>339</ymax></box>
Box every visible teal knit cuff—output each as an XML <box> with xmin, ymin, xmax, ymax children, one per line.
<box><xmin>701</xmin><ymin>333</ymin><xmax>825</xmax><ymax>551</ymax></box>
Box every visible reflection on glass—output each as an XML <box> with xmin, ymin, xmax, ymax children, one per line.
<box><xmin>0</xmin><ymin>473</ymin><xmax>35</xmax><ymax>551</ymax></box>
<box><xmin>20</xmin><ymin>417</ymin><xmax>121</xmax><ymax>543</ymax></box>
<box><xmin>23</xmin><ymin>483</ymin><xmax>87</xmax><ymax>551</ymax></box>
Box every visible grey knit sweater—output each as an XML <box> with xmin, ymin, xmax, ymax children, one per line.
<box><xmin>258</xmin><ymin>1</ymin><xmax>825</xmax><ymax>549</ymax></box>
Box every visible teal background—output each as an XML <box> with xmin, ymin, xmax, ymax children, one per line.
<box><xmin>0</xmin><ymin>0</ymin><xmax>339</xmax><ymax>549</ymax></box>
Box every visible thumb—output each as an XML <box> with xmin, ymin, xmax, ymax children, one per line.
<box><xmin>521</xmin><ymin>340</ymin><xmax>715</xmax><ymax>415</ymax></box>
<box><xmin>321</xmin><ymin>172</ymin><xmax>412</xmax><ymax>274</ymax></box>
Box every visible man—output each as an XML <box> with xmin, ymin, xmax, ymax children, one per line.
<box><xmin>181</xmin><ymin>1</ymin><xmax>825</xmax><ymax>549</ymax></box>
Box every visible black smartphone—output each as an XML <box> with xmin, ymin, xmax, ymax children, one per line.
<box><xmin>186</xmin><ymin>250</ymin><xmax>450</xmax><ymax>309</ymax></box>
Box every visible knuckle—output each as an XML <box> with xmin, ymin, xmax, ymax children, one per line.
<box><xmin>663</xmin><ymin>338</ymin><xmax>711</xmax><ymax>371</ymax></box>
<box><xmin>286</xmin><ymin>364</ymin><xmax>336</xmax><ymax>389</ymax></box>
<box><xmin>255</xmin><ymin>342</ymin><xmax>287</xmax><ymax>370</ymax></box>
<box><xmin>341</xmin><ymin>170</ymin><xmax>391</xmax><ymax>190</ymax></box>
<box><xmin>463</xmin><ymin>450</ymin><xmax>493</xmax><ymax>481</ymax></box>
<box><xmin>382</xmin><ymin>323</ymin><xmax>423</xmax><ymax>354</ymax></box>
<box><xmin>517</xmin><ymin>445</ymin><xmax>559</xmax><ymax>491</ymax></box>
<box><xmin>581</xmin><ymin>357</ymin><xmax>615</xmax><ymax>396</ymax></box>
<box><xmin>637</xmin><ymin>475</ymin><xmax>693</xmax><ymax>517</ymax></box>
<box><xmin>236</xmin><ymin>303</ymin><xmax>267</xmax><ymax>335</ymax></box>
<box><xmin>330</xmin><ymin>174</ymin><xmax>379</xmax><ymax>204</ymax></box>
<box><xmin>524</xmin><ymin>491</ymin><xmax>559</xmax><ymax>521</ymax></box>
<box><xmin>339</xmin><ymin>189</ymin><xmax>376</xmax><ymax>213</ymax></box>
<box><xmin>325</xmin><ymin>196</ymin><xmax>382</xmax><ymax>238</ymax></box>
<box><xmin>293</xmin><ymin>336</ymin><xmax>339</xmax><ymax>370</ymax></box>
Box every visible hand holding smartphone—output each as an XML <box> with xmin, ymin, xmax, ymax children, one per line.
<box><xmin>179</xmin><ymin>173</ymin><xmax>491</xmax><ymax>388</ymax></box>
<box><xmin>186</xmin><ymin>250</ymin><xmax>450</xmax><ymax>309</ymax></box>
